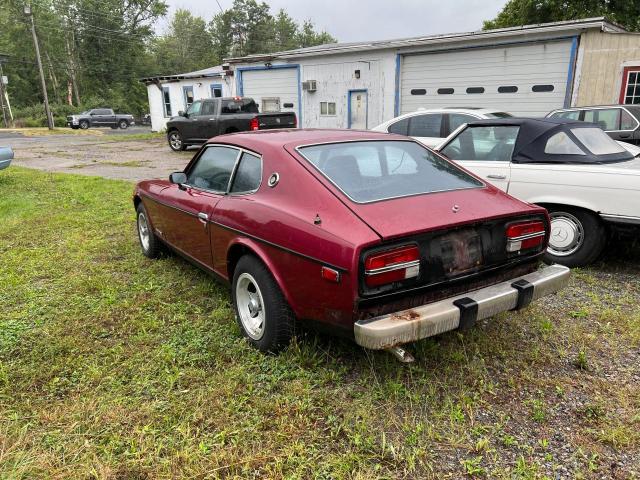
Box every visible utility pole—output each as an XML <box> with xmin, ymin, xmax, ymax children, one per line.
<box><xmin>0</xmin><ymin>59</ymin><xmax>8</xmax><ymax>128</ymax></box>
<box><xmin>25</xmin><ymin>4</ymin><xmax>54</xmax><ymax>130</ymax></box>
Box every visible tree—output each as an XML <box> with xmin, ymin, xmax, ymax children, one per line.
<box><xmin>152</xmin><ymin>9</ymin><xmax>215</xmax><ymax>74</ymax></box>
<box><xmin>297</xmin><ymin>20</ymin><xmax>336</xmax><ymax>48</ymax></box>
<box><xmin>483</xmin><ymin>0</ymin><xmax>640</xmax><ymax>32</ymax></box>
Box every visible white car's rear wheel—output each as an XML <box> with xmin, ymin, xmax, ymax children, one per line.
<box><xmin>544</xmin><ymin>207</ymin><xmax>606</xmax><ymax>267</ymax></box>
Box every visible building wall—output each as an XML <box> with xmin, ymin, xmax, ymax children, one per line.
<box><xmin>146</xmin><ymin>76</ymin><xmax>234</xmax><ymax>132</ymax></box>
<box><xmin>574</xmin><ymin>31</ymin><xmax>640</xmax><ymax>106</ymax></box>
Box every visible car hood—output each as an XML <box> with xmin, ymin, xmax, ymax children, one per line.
<box><xmin>344</xmin><ymin>186</ymin><xmax>542</xmax><ymax>240</ymax></box>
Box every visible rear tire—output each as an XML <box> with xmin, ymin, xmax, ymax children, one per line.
<box><xmin>232</xmin><ymin>255</ymin><xmax>294</xmax><ymax>353</ymax></box>
<box><xmin>136</xmin><ymin>203</ymin><xmax>161</xmax><ymax>259</ymax></box>
<box><xmin>544</xmin><ymin>207</ymin><xmax>606</xmax><ymax>267</ymax></box>
<box><xmin>168</xmin><ymin>130</ymin><xmax>186</xmax><ymax>151</ymax></box>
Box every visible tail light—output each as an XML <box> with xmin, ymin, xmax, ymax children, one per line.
<box><xmin>293</xmin><ymin>115</ymin><xmax>297</xmax><ymax>128</ymax></box>
<box><xmin>506</xmin><ymin>220</ymin><xmax>546</xmax><ymax>252</ymax></box>
<box><xmin>364</xmin><ymin>245</ymin><xmax>420</xmax><ymax>287</ymax></box>
<box><xmin>249</xmin><ymin>117</ymin><xmax>259</xmax><ymax>131</ymax></box>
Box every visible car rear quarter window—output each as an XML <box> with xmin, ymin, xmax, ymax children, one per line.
<box><xmin>187</xmin><ymin>146</ymin><xmax>240</xmax><ymax>192</ymax></box>
<box><xmin>621</xmin><ymin>109</ymin><xmax>638</xmax><ymax>130</ymax></box>
<box><xmin>544</xmin><ymin>132</ymin><xmax>585</xmax><ymax>155</ymax></box>
<box><xmin>550</xmin><ymin>110</ymin><xmax>581</xmax><ymax>121</ymax></box>
<box><xmin>298</xmin><ymin>140</ymin><xmax>482</xmax><ymax>203</ymax></box>
<box><xmin>230</xmin><ymin>152</ymin><xmax>262</xmax><ymax>193</ymax></box>
<box><xmin>442</xmin><ymin>126</ymin><xmax>519</xmax><ymax>161</ymax></box>
<box><xmin>408</xmin><ymin>114</ymin><xmax>442</xmax><ymax>137</ymax></box>
<box><xmin>571</xmin><ymin>127</ymin><xmax>626</xmax><ymax>155</ymax></box>
<box><xmin>387</xmin><ymin>118</ymin><xmax>409</xmax><ymax>135</ymax></box>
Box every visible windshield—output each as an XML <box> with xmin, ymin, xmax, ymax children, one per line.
<box><xmin>298</xmin><ymin>140</ymin><xmax>483</xmax><ymax>203</ymax></box>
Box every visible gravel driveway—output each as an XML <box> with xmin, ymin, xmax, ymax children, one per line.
<box><xmin>3</xmin><ymin>130</ymin><xmax>196</xmax><ymax>182</ymax></box>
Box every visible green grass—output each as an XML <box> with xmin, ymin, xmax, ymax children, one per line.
<box><xmin>0</xmin><ymin>167</ymin><xmax>639</xmax><ymax>478</ymax></box>
<box><xmin>103</xmin><ymin>132</ymin><xmax>164</xmax><ymax>142</ymax></box>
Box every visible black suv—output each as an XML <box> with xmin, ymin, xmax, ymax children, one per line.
<box><xmin>547</xmin><ymin>105</ymin><xmax>640</xmax><ymax>145</ymax></box>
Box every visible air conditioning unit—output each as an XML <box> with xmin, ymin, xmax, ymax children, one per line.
<box><xmin>302</xmin><ymin>80</ymin><xmax>317</xmax><ymax>92</ymax></box>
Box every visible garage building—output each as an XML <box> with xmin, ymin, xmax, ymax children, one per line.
<box><xmin>144</xmin><ymin>18</ymin><xmax>640</xmax><ymax>132</ymax></box>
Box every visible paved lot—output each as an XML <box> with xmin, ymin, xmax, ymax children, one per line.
<box><xmin>2</xmin><ymin>129</ymin><xmax>197</xmax><ymax>182</ymax></box>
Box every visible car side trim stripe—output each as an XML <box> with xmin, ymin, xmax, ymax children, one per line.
<box><xmin>138</xmin><ymin>193</ymin><xmax>347</xmax><ymax>272</ymax></box>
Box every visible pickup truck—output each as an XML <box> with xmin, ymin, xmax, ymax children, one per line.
<box><xmin>67</xmin><ymin>109</ymin><xmax>135</xmax><ymax>130</ymax></box>
<box><xmin>166</xmin><ymin>97</ymin><xmax>297</xmax><ymax>151</ymax></box>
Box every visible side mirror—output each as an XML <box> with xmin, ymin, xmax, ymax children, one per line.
<box><xmin>169</xmin><ymin>172</ymin><xmax>187</xmax><ymax>185</ymax></box>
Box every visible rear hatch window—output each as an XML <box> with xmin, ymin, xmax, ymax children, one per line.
<box><xmin>297</xmin><ymin>140</ymin><xmax>483</xmax><ymax>203</ymax></box>
<box><xmin>221</xmin><ymin>99</ymin><xmax>259</xmax><ymax>114</ymax></box>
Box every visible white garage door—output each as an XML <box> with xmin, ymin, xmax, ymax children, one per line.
<box><xmin>240</xmin><ymin>67</ymin><xmax>299</xmax><ymax>118</ymax></box>
<box><xmin>400</xmin><ymin>40</ymin><xmax>573</xmax><ymax>117</ymax></box>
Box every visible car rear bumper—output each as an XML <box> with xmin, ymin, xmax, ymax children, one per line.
<box><xmin>354</xmin><ymin>264</ymin><xmax>570</xmax><ymax>349</ymax></box>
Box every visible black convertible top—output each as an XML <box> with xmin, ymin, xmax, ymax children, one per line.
<box><xmin>461</xmin><ymin>117</ymin><xmax>633</xmax><ymax>164</ymax></box>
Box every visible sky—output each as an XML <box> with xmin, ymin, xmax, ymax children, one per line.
<box><xmin>162</xmin><ymin>0</ymin><xmax>509</xmax><ymax>42</ymax></box>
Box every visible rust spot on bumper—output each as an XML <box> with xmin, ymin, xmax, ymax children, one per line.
<box><xmin>390</xmin><ymin>310</ymin><xmax>420</xmax><ymax>321</ymax></box>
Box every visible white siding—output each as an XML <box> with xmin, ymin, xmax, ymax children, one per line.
<box><xmin>240</xmin><ymin>68</ymin><xmax>299</xmax><ymax>119</ymax></box>
<box><xmin>400</xmin><ymin>40</ymin><xmax>573</xmax><ymax>116</ymax></box>
<box><xmin>146</xmin><ymin>77</ymin><xmax>233</xmax><ymax>132</ymax></box>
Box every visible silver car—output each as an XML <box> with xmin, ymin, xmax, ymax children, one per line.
<box><xmin>0</xmin><ymin>146</ymin><xmax>13</xmax><ymax>170</ymax></box>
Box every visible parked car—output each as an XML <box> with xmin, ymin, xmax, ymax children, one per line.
<box><xmin>0</xmin><ymin>146</ymin><xmax>13</xmax><ymax>170</ymax></box>
<box><xmin>436</xmin><ymin>118</ymin><xmax>640</xmax><ymax>267</ymax></box>
<box><xmin>133</xmin><ymin>129</ymin><xmax>569</xmax><ymax>356</ymax></box>
<box><xmin>546</xmin><ymin>105</ymin><xmax>640</xmax><ymax>145</ymax></box>
<box><xmin>67</xmin><ymin>108</ymin><xmax>135</xmax><ymax>130</ymax></box>
<box><xmin>166</xmin><ymin>97</ymin><xmax>297</xmax><ymax>152</ymax></box>
<box><xmin>371</xmin><ymin>107</ymin><xmax>513</xmax><ymax>147</ymax></box>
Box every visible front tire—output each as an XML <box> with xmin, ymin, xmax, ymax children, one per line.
<box><xmin>119</xmin><ymin>120</ymin><xmax>129</xmax><ymax>129</ymax></box>
<box><xmin>168</xmin><ymin>130</ymin><xmax>186</xmax><ymax>151</ymax></box>
<box><xmin>232</xmin><ymin>255</ymin><xmax>294</xmax><ymax>352</ymax></box>
<box><xmin>79</xmin><ymin>120</ymin><xmax>89</xmax><ymax>130</ymax></box>
<box><xmin>136</xmin><ymin>203</ymin><xmax>161</xmax><ymax>259</ymax></box>
<box><xmin>544</xmin><ymin>207</ymin><xmax>606</xmax><ymax>267</ymax></box>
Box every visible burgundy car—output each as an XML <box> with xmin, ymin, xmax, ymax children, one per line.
<box><xmin>133</xmin><ymin>129</ymin><xmax>569</xmax><ymax>357</ymax></box>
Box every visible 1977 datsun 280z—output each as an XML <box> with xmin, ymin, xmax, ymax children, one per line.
<box><xmin>133</xmin><ymin>129</ymin><xmax>570</xmax><ymax>356</ymax></box>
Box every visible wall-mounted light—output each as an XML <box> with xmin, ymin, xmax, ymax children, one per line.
<box><xmin>354</xmin><ymin>69</ymin><xmax>360</xmax><ymax>79</ymax></box>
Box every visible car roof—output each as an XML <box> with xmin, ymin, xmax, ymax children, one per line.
<box><xmin>209</xmin><ymin>128</ymin><xmax>410</xmax><ymax>150</ymax></box>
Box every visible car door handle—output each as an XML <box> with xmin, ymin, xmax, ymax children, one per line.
<box><xmin>198</xmin><ymin>212</ymin><xmax>209</xmax><ymax>221</ymax></box>
<box><xmin>487</xmin><ymin>174</ymin><xmax>507</xmax><ymax>180</ymax></box>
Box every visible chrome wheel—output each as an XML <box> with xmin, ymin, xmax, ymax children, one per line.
<box><xmin>119</xmin><ymin>120</ymin><xmax>128</xmax><ymax>129</ymax></box>
<box><xmin>137</xmin><ymin>211</ymin><xmax>150</xmax><ymax>251</ymax></box>
<box><xmin>236</xmin><ymin>273</ymin><xmax>265</xmax><ymax>340</ymax></box>
<box><xmin>548</xmin><ymin>212</ymin><xmax>584</xmax><ymax>257</ymax></box>
<box><xmin>169</xmin><ymin>132</ymin><xmax>182</xmax><ymax>150</ymax></box>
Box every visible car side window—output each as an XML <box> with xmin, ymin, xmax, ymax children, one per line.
<box><xmin>408</xmin><ymin>114</ymin><xmax>442</xmax><ymax>137</ymax></box>
<box><xmin>230</xmin><ymin>152</ymin><xmax>262</xmax><ymax>193</ymax></box>
<box><xmin>550</xmin><ymin>110</ymin><xmax>580</xmax><ymax>121</ymax></box>
<box><xmin>186</xmin><ymin>146</ymin><xmax>239</xmax><ymax>192</ymax></box>
<box><xmin>544</xmin><ymin>132</ymin><xmax>586</xmax><ymax>155</ymax></box>
<box><xmin>442</xmin><ymin>126</ymin><xmax>519</xmax><ymax>161</ymax></box>
<box><xmin>187</xmin><ymin>101</ymin><xmax>202</xmax><ymax>116</ymax></box>
<box><xmin>584</xmin><ymin>108</ymin><xmax>620</xmax><ymax>130</ymax></box>
<box><xmin>621</xmin><ymin>109</ymin><xmax>637</xmax><ymax>130</ymax></box>
<box><xmin>201</xmin><ymin>101</ymin><xmax>216</xmax><ymax>116</ymax></box>
<box><xmin>387</xmin><ymin>118</ymin><xmax>409</xmax><ymax>135</ymax></box>
<box><xmin>448</xmin><ymin>113</ymin><xmax>477</xmax><ymax>134</ymax></box>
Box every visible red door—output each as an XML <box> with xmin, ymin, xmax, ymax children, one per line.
<box><xmin>159</xmin><ymin>185</ymin><xmax>221</xmax><ymax>269</ymax></box>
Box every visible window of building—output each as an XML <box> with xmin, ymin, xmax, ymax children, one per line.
<box><xmin>466</xmin><ymin>87</ymin><xmax>485</xmax><ymax>94</ymax></box>
<box><xmin>410</xmin><ymin>89</ymin><xmax>426</xmax><ymax>95</ymax></box>
<box><xmin>162</xmin><ymin>87</ymin><xmax>172</xmax><ymax>117</ymax></box>
<box><xmin>498</xmin><ymin>86</ymin><xmax>518</xmax><ymax>93</ymax></box>
<box><xmin>320</xmin><ymin>102</ymin><xmax>336</xmax><ymax>116</ymax></box>
<box><xmin>183</xmin><ymin>86</ymin><xmax>194</xmax><ymax>109</ymax></box>
<box><xmin>437</xmin><ymin>88</ymin><xmax>454</xmax><ymax>95</ymax></box>
<box><xmin>623</xmin><ymin>70</ymin><xmax>640</xmax><ymax>104</ymax></box>
<box><xmin>211</xmin><ymin>83</ymin><xmax>223</xmax><ymax>98</ymax></box>
<box><xmin>262</xmin><ymin>97</ymin><xmax>281</xmax><ymax>113</ymax></box>
<box><xmin>532</xmin><ymin>84</ymin><xmax>555</xmax><ymax>93</ymax></box>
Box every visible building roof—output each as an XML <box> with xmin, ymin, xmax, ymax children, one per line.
<box><xmin>140</xmin><ymin>65</ymin><xmax>225</xmax><ymax>84</ymax></box>
<box><xmin>225</xmin><ymin>17</ymin><xmax>625</xmax><ymax>63</ymax></box>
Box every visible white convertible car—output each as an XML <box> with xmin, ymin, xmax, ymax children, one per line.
<box><xmin>436</xmin><ymin>118</ymin><xmax>640</xmax><ymax>267</ymax></box>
